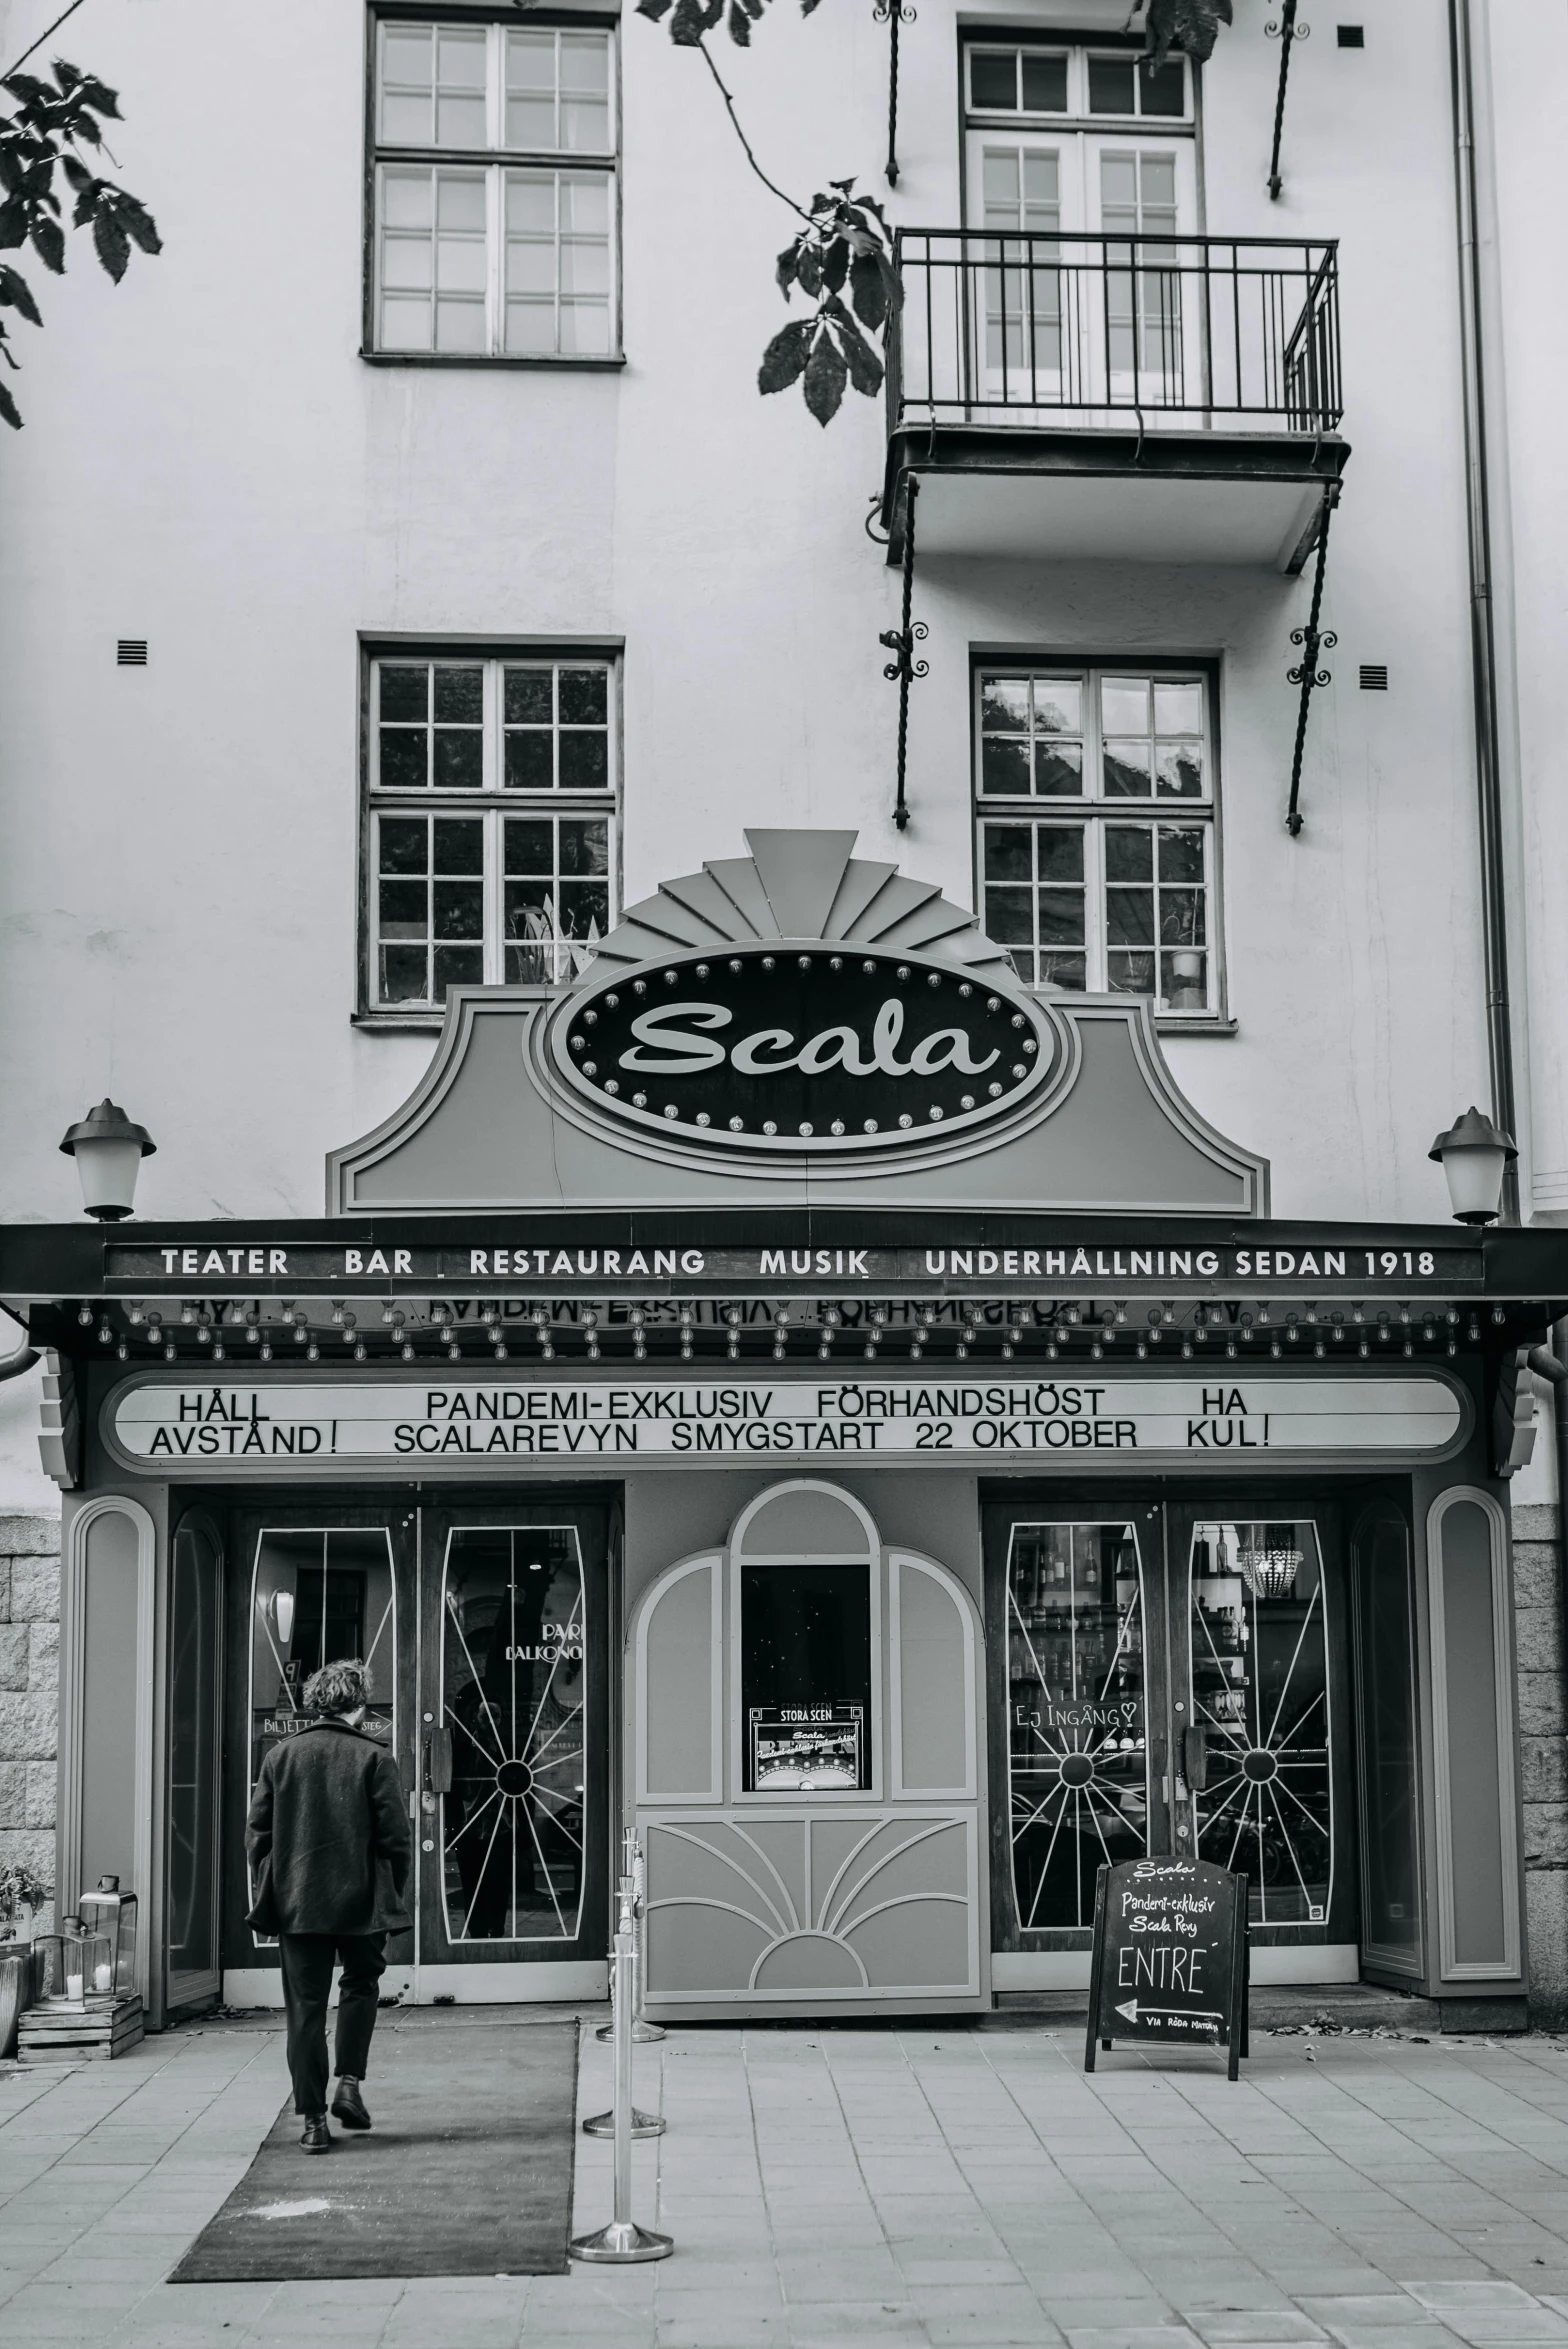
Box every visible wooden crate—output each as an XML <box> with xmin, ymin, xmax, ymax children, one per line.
<box><xmin>18</xmin><ymin>1994</ymin><xmax>144</xmax><ymax>2063</ymax></box>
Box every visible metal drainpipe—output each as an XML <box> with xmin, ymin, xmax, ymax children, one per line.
<box><xmin>1449</xmin><ymin>0</ymin><xmax>1520</xmax><ymax>1224</ymax></box>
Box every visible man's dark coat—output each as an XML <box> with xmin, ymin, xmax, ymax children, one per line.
<box><xmin>245</xmin><ymin>1718</ymin><xmax>412</xmax><ymax>1936</ymax></box>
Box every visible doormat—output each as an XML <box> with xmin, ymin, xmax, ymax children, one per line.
<box><xmin>170</xmin><ymin>2016</ymin><xmax>578</xmax><ymax>2280</ymax></box>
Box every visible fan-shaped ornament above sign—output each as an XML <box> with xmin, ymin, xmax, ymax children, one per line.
<box><xmin>544</xmin><ymin>831</ymin><xmax>1066</xmax><ymax>1163</ymax></box>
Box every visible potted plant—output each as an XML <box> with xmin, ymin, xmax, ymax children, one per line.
<box><xmin>0</xmin><ymin>1861</ymin><xmax>50</xmax><ymax>2058</ymax></box>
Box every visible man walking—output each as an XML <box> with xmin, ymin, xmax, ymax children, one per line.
<box><xmin>246</xmin><ymin>1658</ymin><xmax>412</xmax><ymax>2154</ymax></box>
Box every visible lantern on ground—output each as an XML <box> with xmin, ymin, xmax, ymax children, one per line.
<box><xmin>36</xmin><ymin>1913</ymin><xmax>112</xmax><ymax>2006</ymax></box>
<box><xmin>78</xmin><ymin>1875</ymin><xmax>138</xmax><ymax>1999</ymax></box>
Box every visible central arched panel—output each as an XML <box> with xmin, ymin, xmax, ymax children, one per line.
<box><xmin>629</xmin><ymin>1478</ymin><xmax>986</xmax><ymax>2018</ymax></box>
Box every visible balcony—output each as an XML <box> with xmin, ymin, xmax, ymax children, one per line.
<box><xmin>881</xmin><ymin>232</ymin><xmax>1349</xmax><ymax>571</ymax></box>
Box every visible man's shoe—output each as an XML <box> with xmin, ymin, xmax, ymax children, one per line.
<box><xmin>331</xmin><ymin>2077</ymin><xmax>371</xmax><ymax>2131</ymax></box>
<box><xmin>300</xmin><ymin>2115</ymin><xmax>332</xmax><ymax>2154</ymax></box>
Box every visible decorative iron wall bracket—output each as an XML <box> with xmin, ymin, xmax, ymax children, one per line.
<box><xmin>880</xmin><ymin>474</ymin><xmax>927</xmax><ymax>832</ymax></box>
<box><xmin>873</xmin><ymin>0</ymin><xmax>916</xmax><ymax>186</ymax></box>
<box><xmin>1266</xmin><ymin>2</ymin><xmax>1308</xmax><ymax>202</ymax></box>
<box><xmin>1284</xmin><ymin>485</ymin><xmax>1338</xmax><ymax>837</ymax></box>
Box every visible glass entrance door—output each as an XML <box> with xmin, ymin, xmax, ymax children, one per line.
<box><xmin>987</xmin><ymin>1491</ymin><xmax>1356</xmax><ymax>1957</ymax></box>
<box><xmin>220</xmin><ymin>1496</ymin><xmax>610</xmax><ymax>1998</ymax></box>
<box><xmin>416</xmin><ymin>1502</ymin><xmax>611</xmax><ymax>1977</ymax></box>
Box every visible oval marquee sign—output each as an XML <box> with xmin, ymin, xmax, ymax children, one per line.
<box><xmin>551</xmin><ymin>944</ymin><xmax>1058</xmax><ymax>1153</ymax></box>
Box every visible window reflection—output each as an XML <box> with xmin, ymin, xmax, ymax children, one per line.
<box><xmin>441</xmin><ymin>1527</ymin><xmax>586</xmax><ymax>1943</ymax></box>
<box><xmin>1006</xmin><ymin>1521</ymin><xmax>1148</xmax><ymax>1930</ymax></box>
<box><xmin>1189</xmin><ymin>1520</ymin><xmax>1332</xmax><ymax>1925</ymax></box>
<box><xmin>248</xmin><ymin>1529</ymin><xmax>397</xmax><ymax>1945</ymax></box>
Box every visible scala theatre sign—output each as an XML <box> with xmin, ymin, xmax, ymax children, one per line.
<box><xmin>326</xmin><ymin>829</ymin><xmax>1273</xmax><ymax>1215</ymax></box>
<box><xmin>553</xmin><ymin>945</ymin><xmax>1054</xmax><ymax>1151</ymax></box>
<box><xmin>105</xmin><ymin>1370</ymin><xmax>1469</xmax><ymax>1475</ymax></box>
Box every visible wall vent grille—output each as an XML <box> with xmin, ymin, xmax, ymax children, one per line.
<box><xmin>1337</xmin><ymin>24</ymin><xmax>1365</xmax><ymax>46</ymax></box>
<box><xmin>1358</xmin><ymin>664</ymin><xmax>1388</xmax><ymax>690</ymax></box>
<box><xmin>116</xmin><ymin>639</ymin><xmax>148</xmax><ymax>666</ymax></box>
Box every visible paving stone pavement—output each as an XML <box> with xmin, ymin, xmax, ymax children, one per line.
<box><xmin>8</xmin><ymin>2019</ymin><xmax>1568</xmax><ymax>2347</ymax></box>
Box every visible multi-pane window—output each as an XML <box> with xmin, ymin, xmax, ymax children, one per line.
<box><xmin>372</xmin><ymin>19</ymin><xmax>617</xmax><ymax>359</ymax></box>
<box><xmin>966</xmin><ymin>43</ymin><xmax>1189</xmax><ymax>121</ymax></box>
<box><xmin>367</xmin><ymin>654</ymin><xmax>616</xmax><ymax>1010</ymax></box>
<box><xmin>975</xmin><ymin>667</ymin><xmax>1217</xmax><ymax>1017</ymax></box>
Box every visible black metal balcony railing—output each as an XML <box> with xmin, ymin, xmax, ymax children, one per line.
<box><xmin>888</xmin><ymin>231</ymin><xmax>1342</xmax><ymax>436</ymax></box>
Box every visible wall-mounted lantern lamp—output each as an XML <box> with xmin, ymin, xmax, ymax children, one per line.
<box><xmin>1429</xmin><ymin>1105</ymin><xmax>1517</xmax><ymax>1225</ymax></box>
<box><xmin>58</xmin><ymin>1100</ymin><xmax>155</xmax><ymax>1220</ymax></box>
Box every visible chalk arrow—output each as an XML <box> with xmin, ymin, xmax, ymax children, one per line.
<box><xmin>1114</xmin><ymin>2000</ymin><xmax>1225</xmax><ymax>2028</ymax></box>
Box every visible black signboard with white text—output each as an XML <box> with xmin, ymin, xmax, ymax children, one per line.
<box><xmin>554</xmin><ymin>942</ymin><xmax>1055</xmax><ymax>1152</ymax></box>
<box><xmin>1085</xmin><ymin>1857</ymin><xmax>1248</xmax><ymax>2079</ymax></box>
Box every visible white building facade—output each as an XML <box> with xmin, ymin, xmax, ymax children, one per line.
<box><xmin>2</xmin><ymin>0</ymin><xmax>1566</xmax><ymax>2031</ymax></box>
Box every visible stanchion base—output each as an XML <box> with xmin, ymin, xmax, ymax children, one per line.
<box><xmin>582</xmin><ymin>2106</ymin><xmax>665</xmax><ymax>2138</ymax></box>
<box><xmin>568</xmin><ymin>2219</ymin><xmax>674</xmax><ymax>2264</ymax></box>
<box><xmin>594</xmin><ymin>2018</ymin><xmax>665</xmax><ymax>2043</ymax></box>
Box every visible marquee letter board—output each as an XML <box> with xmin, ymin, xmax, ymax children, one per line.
<box><xmin>1085</xmin><ymin>1858</ymin><xmax>1249</xmax><ymax>2080</ymax></box>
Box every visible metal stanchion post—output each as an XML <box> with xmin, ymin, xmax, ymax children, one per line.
<box><xmin>597</xmin><ymin>1830</ymin><xmax>664</xmax><ymax>2043</ymax></box>
<box><xmin>568</xmin><ymin>1896</ymin><xmax>673</xmax><ymax>2264</ymax></box>
<box><xmin>583</xmin><ymin>1876</ymin><xmax>665</xmax><ymax>2139</ymax></box>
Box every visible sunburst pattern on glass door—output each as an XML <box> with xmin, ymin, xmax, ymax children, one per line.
<box><xmin>1006</xmin><ymin>1521</ymin><xmax>1149</xmax><ymax>1931</ymax></box>
<box><xmin>1189</xmin><ymin>1519</ymin><xmax>1331</xmax><ymax>1926</ymax></box>
<box><xmin>440</xmin><ymin>1526</ymin><xmax>587</xmax><ymax>1943</ymax></box>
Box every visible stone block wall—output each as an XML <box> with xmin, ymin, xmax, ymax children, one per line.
<box><xmin>1514</xmin><ymin>1502</ymin><xmax>1568</xmax><ymax>2026</ymax></box>
<box><xmin>0</xmin><ymin>1512</ymin><xmax>61</xmax><ymax>1928</ymax></box>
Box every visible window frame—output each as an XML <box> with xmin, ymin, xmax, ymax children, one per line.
<box><xmin>962</xmin><ymin>34</ymin><xmax>1196</xmax><ymax>131</ymax></box>
<box><xmin>969</xmin><ymin>654</ymin><xmax>1229</xmax><ymax>1030</ymax></box>
<box><xmin>363</xmin><ymin>7</ymin><xmax>623</xmax><ymax>368</ymax></box>
<box><xmin>357</xmin><ymin>637</ymin><xmax>624</xmax><ymax>1025</ymax></box>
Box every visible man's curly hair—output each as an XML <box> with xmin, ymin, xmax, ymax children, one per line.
<box><xmin>303</xmin><ymin>1658</ymin><xmax>373</xmax><ymax>1717</ymax></box>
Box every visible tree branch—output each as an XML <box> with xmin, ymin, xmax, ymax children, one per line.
<box><xmin>3</xmin><ymin>0</ymin><xmax>90</xmax><ymax>79</ymax></box>
<box><xmin>696</xmin><ymin>37</ymin><xmax>812</xmax><ymax>225</ymax></box>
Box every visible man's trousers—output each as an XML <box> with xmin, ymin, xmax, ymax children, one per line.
<box><xmin>276</xmin><ymin>1932</ymin><xmax>387</xmax><ymax>2118</ymax></box>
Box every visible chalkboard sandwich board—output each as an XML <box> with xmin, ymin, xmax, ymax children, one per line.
<box><xmin>1085</xmin><ymin>1858</ymin><xmax>1249</xmax><ymax>2080</ymax></box>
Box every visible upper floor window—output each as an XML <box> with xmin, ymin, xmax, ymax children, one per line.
<box><xmin>974</xmin><ymin>664</ymin><xmax>1219</xmax><ymax>1020</ymax></box>
<box><xmin>966</xmin><ymin>41</ymin><xmax>1191</xmax><ymax>124</ymax></box>
<box><xmin>371</xmin><ymin>17</ymin><xmax>618</xmax><ymax>360</ymax></box>
<box><xmin>963</xmin><ymin>37</ymin><xmax>1196</xmax><ymax>248</ymax></box>
<box><xmin>364</xmin><ymin>650</ymin><xmax>618</xmax><ymax>1013</ymax></box>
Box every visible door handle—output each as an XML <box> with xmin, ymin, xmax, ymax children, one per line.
<box><xmin>427</xmin><ymin>1725</ymin><xmax>453</xmax><ymax>1794</ymax></box>
<box><xmin>1182</xmin><ymin>1724</ymin><xmax>1209</xmax><ymax>1791</ymax></box>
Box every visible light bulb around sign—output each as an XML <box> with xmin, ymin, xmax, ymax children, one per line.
<box><xmin>551</xmin><ymin>943</ymin><xmax>1059</xmax><ymax>1157</ymax></box>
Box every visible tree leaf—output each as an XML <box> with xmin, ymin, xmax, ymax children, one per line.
<box><xmin>796</xmin><ymin>243</ymin><xmax>822</xmax><ymax>297</ymax></box>
<box><xmin>0</xmin><ymin>263</ymin><xmax>41</xmax><ymax>324</ymax></box>
<box><xmin>90</xmin><ymin>204</ymin><xmax>130</xmax><ymax>282</ymax></box>
<box><xmin>121</xmin><ymin>196</ymin><xmax>161</xmax><ymax>256</ymax></box>
<box><xmin>802</xmin><ymin>327</ymin><xmax>847</xmax><ymax>425</ymax></box>
<box><xmin>30</xmin><ymin>213</ymin><xmax>64</xmax><ymax>273</ymax></box>
<box><xmin>726</xmin><ymin>1</ymin><xmax>752</xmax><ymax>42</ymax></box>
<box><xmin>849</xmin><ymin>250</ymin><xmax>887</xmax><ymax>330</ymax></box>
<box><xmin>1144</xmin><ymin>0</ymin><xmax>1233</xmax><ymax>67</ymax></box>
<box><xmin>821</xmin><ymin>234</ymin><xmax>848</xmax><ymax>292</ymax></box>
<box><xmin>823</xmin><ymin>295</ymin><xmax>883</xmax><ymax>393</ymax></box>
<box><xmin>668</xmin><ymin>0</ymin><xmax>712</xmax><ymax>41</ymax></box>
<box><xmin>635</xmin><ymin>0</ymin><xmax>676</xmax><ymax>18</ymax></box>
<box><xmin>75</xmin><ymin>75</ymin><xmax>122</xmax><ymax>120</ymax></box>
<box><xmin>758</xmin><ymin>316</ymin><xmax>814</xmax><ymax>393</ymax></box>
<box><xmin>0</xmin><ymin>199</ymin><xmax>26</xmax><ymax>250</ymax></box>
<box><xmin>0</xmin><ymin>373</ymin><xmax>21</xmax><ymax>429</ymax></box>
